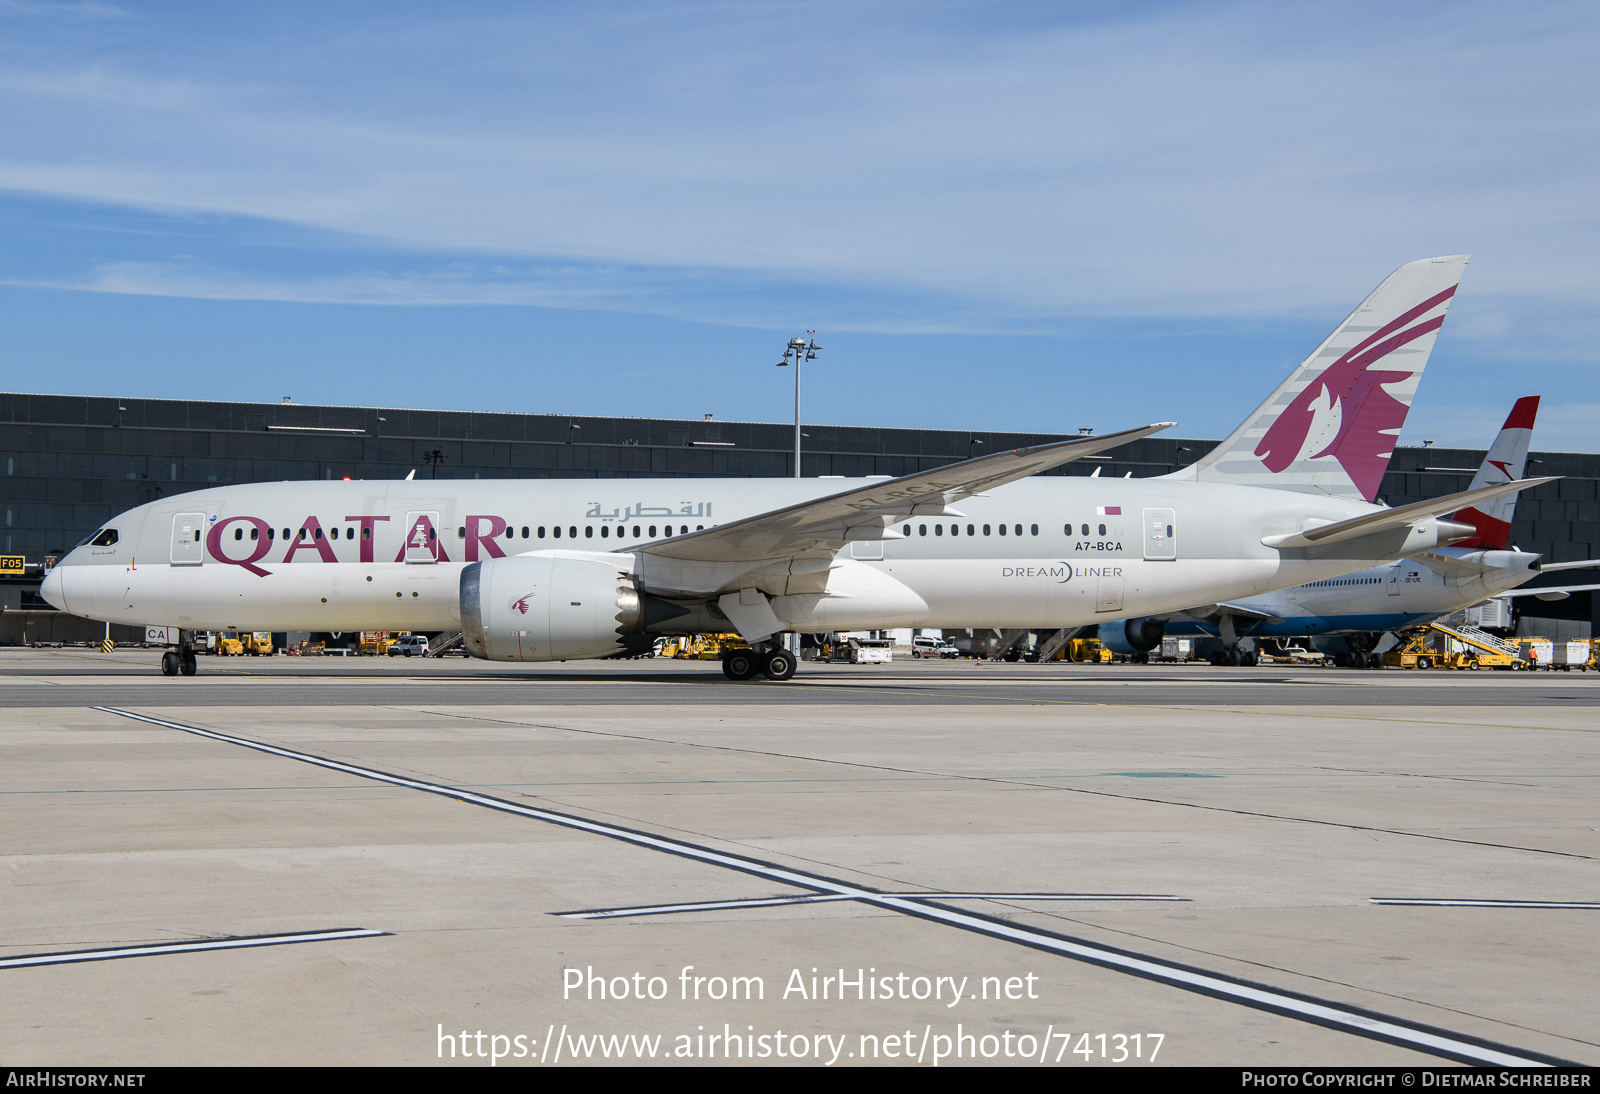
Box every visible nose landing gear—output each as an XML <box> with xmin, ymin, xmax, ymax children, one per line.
<box><xmin>161</xmin><ymin>633</ymin><xmax>199</xmax><ymax>677</ymax></box>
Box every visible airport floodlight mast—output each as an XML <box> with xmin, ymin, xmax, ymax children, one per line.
<box><xmin>776</xmin><ymin>333</ymin><xmax>820</xmax><ymax>479</ymax></box>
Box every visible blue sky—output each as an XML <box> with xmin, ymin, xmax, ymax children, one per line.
<box><xmin>0</xmin><ymin>1</ymin><xmax>1595</xmax><ymax>449</ymax></box>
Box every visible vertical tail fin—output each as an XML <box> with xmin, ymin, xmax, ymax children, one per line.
<box><xmin>1170</xmin><ymin>255</ymin><xmax>1470</xmax><ymax>500</ymax></box>
<box><xmin>1450</xmin><ymin>396</ymin><xmax>1539</xmax><ymax>549</ymax></box>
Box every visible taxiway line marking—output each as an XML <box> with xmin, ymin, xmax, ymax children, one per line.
<box><xmin>94</xmin><ymin>705</ymin><xmax>1573</xmax><ymax>1068</ymax></box>
<box><xmin>1</xmin><ymin>928</ymin><xmax>386</xmax><ymax>970</ymax></box>
<box><xmin>559</xmin><ymin>892</ymin><xmax>1189</xmax><ymax>919</ymax></box>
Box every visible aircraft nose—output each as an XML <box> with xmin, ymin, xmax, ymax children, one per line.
<box><xmin>40</xmin><ymin>566</ymin><xmax>68</xmax><ymax>612</ymax></box>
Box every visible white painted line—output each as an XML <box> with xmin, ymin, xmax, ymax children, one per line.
<box><xmin>560</xmin><ymin>892</ymin><xmax>1188</xmax><ymax>919</ymax></box>
<box><xmin>1</xmin><ymin>928</ymin><xmax>386</xmax><ymax>969</ymax></box>
<box><xmin>95</xmin><ymin>706</ymin><xmax>1571</xmax><ymax>1067</ymax></box>
<box><xmin>1372</xmin><ymin>898</ymin><xmax>1600</xmax><ymax>909</ymax></box>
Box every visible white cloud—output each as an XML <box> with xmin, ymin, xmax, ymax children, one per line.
<box><xmin>0</xmin><ymin>1</ymin><xmax>1594</xmax><ymax>326</ymax></box>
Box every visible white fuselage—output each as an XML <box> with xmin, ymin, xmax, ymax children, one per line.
<box><xmin>42</xmin><ymin>476</ymin><xmax>1450</xmax><ymax>648</ymax></box>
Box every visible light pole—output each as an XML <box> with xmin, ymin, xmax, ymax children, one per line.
<box><xmin>776</xmin><ymin>334</ymin><xmax>820</xmax><ymax>478</ymax></box>
<box><xmin>776</xmin><ymin>334</ymin><xmax>821</xmax><ymax>658</ymax></box>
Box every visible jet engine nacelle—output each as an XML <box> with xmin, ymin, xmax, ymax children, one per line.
<box><xmin>461</xmin><ymin>554</ymin><xmax>672</xmax><ymax>662</ymax></box>
<box><xmin>1097</xmin><ymin>617</ymin><xmax>1165</xmax><ymax>656</ymax></box>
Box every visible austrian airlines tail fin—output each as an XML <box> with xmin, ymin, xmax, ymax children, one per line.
<box><xmin>1167</xmin><ymin>255</ymin><xmax>1470</xmax><ymax>501</ymax></box>
<box><xmin>1450</xmin><ymin>396</ymin><xmax>1539</xmax><ymax>549</ymax></box>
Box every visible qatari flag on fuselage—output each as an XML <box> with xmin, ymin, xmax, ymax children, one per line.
<box><xmin>1097</xmin><ymin>506</ymin><xmax>1121</xmax><ymax>516</ymax></box>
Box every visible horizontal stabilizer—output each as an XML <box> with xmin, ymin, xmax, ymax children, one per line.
<box><xmin>1499</xmin><ymin>583</ymin><xmax>1600</xmax><ymax>600</ymax></box>
<box><xmin>1262</xmin><ymin>478</ymin><xmax>1556</xmax><ymax>550</ymax></box>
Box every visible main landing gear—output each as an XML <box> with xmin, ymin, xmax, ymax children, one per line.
<box><xmin>722</xmin><ymin>644</ymin><xmax>797</xmax><ymax>682</ymax></box>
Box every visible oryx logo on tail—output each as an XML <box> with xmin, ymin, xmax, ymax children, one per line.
<box><xmin>1169</xmin><ymin>255</ymin><xmax>1469</xmax><ymax>502</ymax></box>
<box><xmin>1255</xmin><ymin>285</ymin><xmax>1456</xmax><ymax>501</ymax></box>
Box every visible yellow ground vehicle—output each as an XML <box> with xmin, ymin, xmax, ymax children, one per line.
<box><xmin>1067</xmin><ymin>638</ymin><xmax>1112</xmax><ymax>663</ymax></box>
<box><xmin>1426</xmin><ymin>621</ymin><xmax>1523</xmax><ymax>670</ymax></box>
<box><xmin>244</xmin><ymin>632</ymin><xmax>273</xmax><ymax>656</ymax></box>
<box><xmin>214</xmin><ymin>632</ymin><xmax>245</xmax><ymax>656</ymax></box>
<box><xmin>661</xmin><ymin>634</ymin><xmax>748</xmax><ymax>660</ymax></box>
<box><xmin>1383</xmin><ymin>622</ymin><xmax>1523</xmax><ymax>670</ymax></box>
<box><xmin>359</xmin><ymin>631</ymin><xmax>404</xmax><ymax>655</ymax></box>
<box><xmin>1381</xmin><ymin>629</ymin><xmax>1439</xmax><ymax>669</ymax></box>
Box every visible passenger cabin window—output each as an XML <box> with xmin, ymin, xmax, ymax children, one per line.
<box><xmin>1081</xmin><ymin>524</ymin><xmax>1089</xmax><ymax>536</ymax></box>
<box><xmin>998</xmin><ymin>524</ymin><xmax>1007</xmax><ymax>536</ymax></box>
<box><xmin>1098</xmin><ymin>524</ymin><xmax>1106</xmax><ymax>536</ymax></box>
<box><xmin>983</xmin><ymin>524</ymin><xmax>991</xmax><ymax>535</ymax></box>
<box><xmin>1031</xmin><ymin>524</ymin><xmax>1038</xmax><ymax>536</ymax></box>
<box><xmin>649</xmin><ymin>525</ymin><xmax>658</xmax><ymax>537</ymax></box>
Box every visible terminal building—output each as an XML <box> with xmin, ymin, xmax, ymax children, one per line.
<box><xmin>2</xmin><ymin>391</ymin><xmax>1596</xmax><ymax>637</ymax></box>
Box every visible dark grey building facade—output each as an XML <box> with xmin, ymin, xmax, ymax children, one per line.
<box><xmin>2</xmin><ymin>392</ymin><xmax>1595</xmax><ymax>623</ymax></box>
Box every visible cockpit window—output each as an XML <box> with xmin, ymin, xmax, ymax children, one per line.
<box><xmin>89</xmin><ymin>528</ymin><xmax>119</xmax><ymax>547</ymax></box>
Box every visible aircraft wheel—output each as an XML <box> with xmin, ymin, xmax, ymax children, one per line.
<box><xmin>722</xmin><ymin>650</ymin><xmax>759</xmax><ymax>681</ymax></box>
<box><xmin>761</xmin><ymin>649</ymin><xmax>797</xmax><ymax>681</ymax></box>
<box><xmin>1367</xmin><ymin>654</ymin><xmax>1382</xmax><ymax>669</ymax></box>
<box><xmin>1241</xmin><ymin>652</ymin><xmax>1258</xmax><ymax>667</ymax></box>
<box><xmin>161</xmin><ymin>651</ymin><xmax>179</xmax><ymax>676</ymax></box>
<box><xmin>179</xmin><ymin>651</ymin><xmax>198</xmax><ymax>676</ymax></box>
<box><xmin>1225</xmin><ymin>650</ymin><xmax>1240</xmax><ymax>667</ymax></box>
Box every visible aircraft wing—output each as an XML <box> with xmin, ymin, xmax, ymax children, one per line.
<box><xmin>1261</xmin><ymin>478</ymin><xmax>1557</xmax><ymax>549</ymax></box>
<box><xmin>1534</xmin><ymin>559</ymin><xmax>1600</xmax><ymax>574</ymax></box>
<box><xmin>640</xmin><ymin>422</ymin><xmax>1174</xmax><ymax>565</ymax></box>
<box><xmin>1174</xmin><ymin>602</ymin><xmax>1283</xmax><ymax>626</ymax></box>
